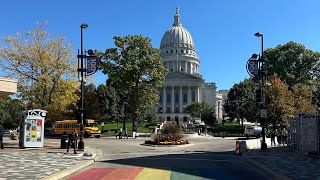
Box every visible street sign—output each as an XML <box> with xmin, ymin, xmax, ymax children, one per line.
<box><xmin>246</xmin><ymin>58</ymin><xmax>259</xmax><ymax>77</ymax></box>
<box><xmin>260</xmin><ymin>109</ymin><xmax>267</xmax><ymax>118</ymax></box>
<box><xmin>86</xmin><ymin>56</ymin><xmax>98</xmax><ymax>76</ymax></box>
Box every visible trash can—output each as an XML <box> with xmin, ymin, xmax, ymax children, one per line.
<box><xmin>60</xmin><ymin>135</ymin><xmax>69</xmax><ymax>149</ymax></box>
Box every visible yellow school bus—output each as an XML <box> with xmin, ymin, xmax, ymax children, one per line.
<box><xmin>54</xmin><ymin>119</ymin><xmax>101</xmax><ymax>138</ymax></box>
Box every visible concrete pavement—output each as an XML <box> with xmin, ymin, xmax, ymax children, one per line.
<box><xmin>0</xmin><ymin>136</ymin><xmax>101</xmax><ymax>180</ymax></box>
<box><xmin>242</xmin><ymin>145</ymin><xmax>320</xmax><ymax>180</ymax></box>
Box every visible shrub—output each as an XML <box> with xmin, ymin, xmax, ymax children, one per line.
<box><xmin>151</xmin><ymin>124</ymin><xmax>184</xmax><ymax>143</ymax></box>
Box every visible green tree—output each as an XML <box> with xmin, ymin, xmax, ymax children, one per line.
<box><xmin>186</xmin><ymin>102</ymin><xmax>215</xmax><ymax>125</ymax></box>
<box><xmin>224</xmin><ymin>78</ymin><xmax>258</xmax><ymax>124</ymax></box>
<box><xmin>265</xmin><ymin>41</ymin><xmax>320</xmax><ymax>89</ymax></box>
<box><xmin>99</xmin><ymin>35</ymin><xmax>167</xmax><ymax>132</ymax></box>
<box><xmin>0</xmin><ymin>22</ymin><xmax>79</xmax><ymax>124</ymax></box>
<box><xmin>79</xmin><ymin>84</ymin><xmax>100</xmax><ymax>120</ymax></box>
<box><xmin>0</xmin><ymin>96</ymin><xmax>26</xmax><ymax>129</ymax></box>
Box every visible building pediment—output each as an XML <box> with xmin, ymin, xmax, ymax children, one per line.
<box><xmin>165</xmin><ymin>71</ymin><xmax>202</xmax><ymax>80</ymax></box>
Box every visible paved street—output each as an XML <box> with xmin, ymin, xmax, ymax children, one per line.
<box><xmin>1</xmin><ymin>135</ymin><xmax>319</xmax><ymax>179</ymax></box>
<box><xmin>65</xmin><ymin>137</ymin><xmax>270</xmax><ymax>180</ymax></box>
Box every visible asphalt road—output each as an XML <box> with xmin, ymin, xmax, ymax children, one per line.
<box><xmin>65</xmin><ymin>137</ymin><xmax>271</xmax><ymax>180</ymax></box>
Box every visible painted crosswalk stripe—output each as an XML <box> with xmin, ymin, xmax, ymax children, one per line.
<box><xmin>135</xmin><ymin>167</ymin><xmax>171</xmax><ymax>180</ymax></box>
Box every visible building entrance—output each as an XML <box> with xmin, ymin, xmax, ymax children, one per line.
<box><xmin>175</xmin><ymin>117</ymin><xmax>179</xmax><ymax>126</ymax></box>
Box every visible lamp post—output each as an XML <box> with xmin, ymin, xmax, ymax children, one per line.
<box><xmin>77</xmin><ymin>23</ymin><xmax>88</xmax><ymax>150</ymax></box>
<box><xmin>255</xmin><ymin>32</ymin><xmax>268</xmax><ymax>150</ymax></box>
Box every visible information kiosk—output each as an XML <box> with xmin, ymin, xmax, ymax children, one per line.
<box><xmin>19</xmin><ymin>109</ymin><xmax>47</xmax><ymax>148</ymax></box>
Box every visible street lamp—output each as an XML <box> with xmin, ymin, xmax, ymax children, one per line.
<box><xmin>77</xmin><ymin>23</ymin><xmax>88</xmax><ymax>150</ymax></box>
<box><xmin>255</xmin><ymin>32</ymin><xmax>268</xmax><ymax>150</ymax></box>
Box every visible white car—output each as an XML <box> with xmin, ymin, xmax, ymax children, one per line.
<box><xmin>244</xmin><ymin>126</ymin><xmax>262</xmax><ymax>138</ymax></box>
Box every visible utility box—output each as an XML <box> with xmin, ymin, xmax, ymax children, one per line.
<box><xmin>19</xmin><ymin>109</ymin><xmax>47</xmax><ymax>148</ymax></box>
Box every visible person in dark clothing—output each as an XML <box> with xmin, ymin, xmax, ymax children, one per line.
<box><xmin>0</xmin><ymin>123</ymin><xmax>4</xmax><ymax>149</ymax></box>
<box><xmin>270</xmin><ymin>129</ymin><xmax>276</xmax><ymax>146</ymax></box>
<box><xmin>66</xmin><ymin>130</ymin><xmax>78</xmax><ymax>154</ymax></box>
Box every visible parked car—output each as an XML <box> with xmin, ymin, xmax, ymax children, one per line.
<box><xmin>244</xmin><ymin>125</ymin><xmax>262</xmax><ymax>139</ymax></box>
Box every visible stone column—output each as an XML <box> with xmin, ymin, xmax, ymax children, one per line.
<box><xmin>184</xmin><ymin>61</ymin><xmax>187</xmax><ymax>73</ymax></box>
<box><xmin>163</xmin><ymin>86</ymin><xmax>166</xmax><ymax>113</ymax></box>
<box><xmin>179</xmin><ymin>86</ymin><xmax>183</xmax><ymax>113</ymax></box>
<box><xmin>188</xmin><ymin>86</ymin><xmax>191</xmax><ymax>104</ymax></box>
<box><xmin>171</xmin><ymin>86</ymin><xmax>174</xmax><ymax>113</ymax></box>
<box><xmin>195</xmin><ymin>87</ymin><xmax>199</xmax><ymax>102</ymax></box>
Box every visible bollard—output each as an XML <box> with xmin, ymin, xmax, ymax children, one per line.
<box><xmin>234</xmin><ymin>140</ymin><xmax>241</xmax><ymax>155</ymax></box>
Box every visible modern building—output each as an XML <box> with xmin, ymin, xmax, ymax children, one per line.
<box><xmin>0</xmin><ymin>77</ymin><xmax>17</xmax><ymax>97</ymax></box>
<box><xmin>156</xmin><ymin>8</ymin><xmax>222</xmax><ymax>127</ymax></box>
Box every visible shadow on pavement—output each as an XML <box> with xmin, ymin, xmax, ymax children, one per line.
<box><xmin>96</xmin><ymin>151</ymin><xmax>269</xmax><ymax>179</ymax></box>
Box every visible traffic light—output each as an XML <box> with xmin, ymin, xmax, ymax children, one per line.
<box><xmin>256</xmin><ymin>89</ymin><xmax>263</xmax><ymax>104</ymax></box>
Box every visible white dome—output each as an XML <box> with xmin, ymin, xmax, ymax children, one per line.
<box><xmin>160</xmin><ymin>8</ymin><xmax>195</xmax><ymax>50</ymax></box>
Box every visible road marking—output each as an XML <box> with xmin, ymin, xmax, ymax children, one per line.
<box><xmin>135</xmin><ymin>167</ymin><xmax>171</xmax><ymax>180</ymax></box>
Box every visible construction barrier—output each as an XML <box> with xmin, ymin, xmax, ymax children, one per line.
<box><xmin>235</xmin><ymin>140</ymin><xmax>241</xmax><ymax>155</ymax></box>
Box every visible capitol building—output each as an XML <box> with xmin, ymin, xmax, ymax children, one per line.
<box><xmin>156</xmin><ymin>8</ymin><xmax>224</xmax><ymax>126</ymax></box>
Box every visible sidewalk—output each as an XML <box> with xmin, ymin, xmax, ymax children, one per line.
<box><xmin>0</xmin><ymin>136</ymin><xmax>101</xmax><ymax>180</ymax></box>
<box><xmin>242</xmin><ymin>145</ymin><xmax>320</xmax><ymax>179</ymax></box>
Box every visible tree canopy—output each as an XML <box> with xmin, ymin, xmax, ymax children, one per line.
<box><xmin>0</xmin><ymin>22</ymin><xmax>79</xmax><ymax>124</ymax></box>
<box><xmin>265</xmin><ymin>75</ymin><xmax>295</xmax><ymax>126</ymax></box>
<box><xmin>0</xmin><ymin>96</ymin><xmax>26</xmax><ymax>129</ymax></box>
<box><xmin>265</xmin><ymin>41</ymin><xmax>320</xmax><ymax>89</ymax></box>
<box><xmin>186</xmin><ymin>102</ymin><xmax>216</xmax><ymax>125</ymax></box>
<box><xmin>224</xmin><ymin>78</ymin><xmax>258</xmax><ymax>123</ymax></box>
<box><xmin>98</xmin><ymin>35</ymin><xmax>167</xmax><ymax>131</ymax></box>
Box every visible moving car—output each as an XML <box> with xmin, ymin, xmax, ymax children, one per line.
<box><xmin>244</xmin><ymin>125</ymin><xmax>262</xmax><ymax>139</ymax></box>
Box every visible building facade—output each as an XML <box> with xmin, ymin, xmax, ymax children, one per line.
<box><xmin>0</xmin><ymin>77</ymin><xmax>17</xmax><ymax>97</ymax></box>
<box><xmin>156</xmin><ymin>8</ymin><xmax>222</xmax><ymax>127</ymax></box>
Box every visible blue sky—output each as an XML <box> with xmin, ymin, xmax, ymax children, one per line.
<box><xmin>1</xmin><ymin>0</ymin><xmax>320</xmax><ymax>90</ymax></box>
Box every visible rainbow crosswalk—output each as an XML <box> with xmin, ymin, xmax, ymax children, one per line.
<box><xmin>68</xmin><ymin>167</ymin><xmax>212</xmax><ymax>180</ymax></box>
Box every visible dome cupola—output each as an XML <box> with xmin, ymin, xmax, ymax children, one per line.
<box><xmin>160</xmin><ymin>7</ymin><xmax>195</xmax><ymax>50</ymax></box>
<box><xmin>160</xmin><ymin>7</ymin><xmax>200</xmax><ymax>75</ymax></box>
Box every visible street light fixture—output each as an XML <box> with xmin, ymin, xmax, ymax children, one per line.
<box><xmin>77</xmin><ymin>23</ymin><xmax>88</xmax><ymax>150</ymax></box>
<box><xmin>255</xmin><ymin>32</ymin><xmax>268</xmax><ymax>150</ymax></box>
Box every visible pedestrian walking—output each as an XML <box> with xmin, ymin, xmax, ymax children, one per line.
<box><xmin>270</xmin><ymin>129</ymin><xmax>276</xmax><ymax>146</ymax></box>
<box><xmin>115</xmin><ymin>128</ymin><xmax>118</xmax><ymax>139</ymax></box>
<box><xmin>66</xmin><ymin>129</ymin><xmax>78</xmax><ymax>154</ymax></box>
<box><xmin>276</xmin><ymin>128</ymin><xmax>282</xmax><ymax>146</ymax></box>
<box><xmin>125</xmin><ymin>127</ymin><xmax>128</xmax><ymax>139</ymax></box>
<box><xmin>119</xmin><ymin>128</ymin><xmax>123</xmax><ymax>139</ymax></box>
<box><xmin>0</xmin><ymin>122</ymin><xmax>4</xmax><ymax>149</ymax></box>
<box><xmin>282</xmin><ymin>128</ymin><xmax>288</xmax><ymax>145</ymax></box>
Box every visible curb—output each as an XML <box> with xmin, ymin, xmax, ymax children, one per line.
<box><xmin>43</xmin><ymin>159</ymin><xmax>94</xmax><ymax>180</ymax></box>
<box><xmin>42</xmin><ymin>147</ymin><xmax>103</xmax><ymax>180</ymax></box>
<box><xmin>242</xmin><ymin>156</ymin><xmax>290</xmax><ymax>180</ymax></box>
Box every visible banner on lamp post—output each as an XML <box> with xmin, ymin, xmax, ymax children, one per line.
<box><xmin>86</xmin><ymin>56</ymin><xmax>98</xmax><ymax>76</ymax></box>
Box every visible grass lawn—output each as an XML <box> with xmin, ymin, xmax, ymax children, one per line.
<box><xmin>98</xmin><ymin>122</ymin><xmax>155</xmax><ymax>136</ymax></box>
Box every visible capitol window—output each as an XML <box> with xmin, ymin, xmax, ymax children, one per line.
<box><xmin>181</xmin><ymin>50</ymin><xmax>184</xmax><ymax>53</ymax></box>
<box><xmin>166</xmin><ymin>50</ymin><xmax>168</xmax><ymax>54</ymax></box>
<box><xmin>171</xmin><ymin>50</ymin><xmax>173</xmax><ymax>53</ymax></box>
